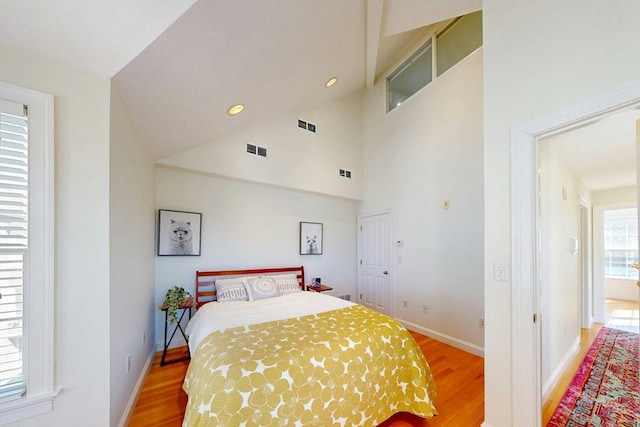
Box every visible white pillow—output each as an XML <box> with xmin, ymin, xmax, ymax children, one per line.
<box><xmin>261</xmin><ymin>273</ymin><xmax>301</xmax><ymax>295</ymax></box>
<box><xmin>275</xmin><ymin>278</ymin><xmax>302</xmax><ymax>295</ymax></box>
<box><xmin>263</xmin><ymin>273</ymin><xmax>298</xmax><ymax>281</ymax></box>
<box><xmin>215</xmin><ymin>278</ymin><xmax>249</xmax><ymax>302</ymax></box>
<box><xmin>245</xmin><ymin>277</ymin><xmax>279</xmax><ymax>301</ymax></box>
<box><xmin>214</xmin><ymin>276</ymin><xmax>257</xmax><ymax>302</ymax></box>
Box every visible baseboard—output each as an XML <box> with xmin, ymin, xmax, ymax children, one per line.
<box><xmin>542</xmin><ymin>335</ymin><xmax>580</xmax><ymax>402</ymax></box>
<box><xmin>480</xmin><ymin>422</ymin><xmax>493</xmax><ymax>427</ymax></box>
<box><xmin>398</xmin><ymin>319</ymin><xmax>484</xmax><ymax>357</ymax></box>
<box><xmin>117</xmin><ymin>347</ymin><xmax>155</xmax><ymax>427</ymax></box>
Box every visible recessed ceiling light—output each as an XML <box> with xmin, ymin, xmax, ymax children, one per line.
<box><xmin>227</xmin><ymin>104</ymin><xmax>244</xmax><ymax>115</ymax></box>
<box><xmin>325</xmin><ymin>77</ymin><xmax>338</xmax><ymax>87</ymax></box>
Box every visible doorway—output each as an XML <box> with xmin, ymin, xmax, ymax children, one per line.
<box><xmin>510</xmin><ymin>83</ymin><xmax>640</xmax><ymax>427</ymax></box>
<box><xmin>537</xmin><ymin>109</ymin><xmax>639</xmax><ymax>409</ymax></box>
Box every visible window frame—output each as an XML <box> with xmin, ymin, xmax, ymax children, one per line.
<box><xmin>603</xmin><ymin>207</ymin><xmax>638</xmax><ymax>279</ymax></box>
<box><xmin>0</xmin><ymin>82</ymin><xmax>56</xmax><ymax>424</ymax></box>
<box><xmin>386</xmin><ymin>11</ymin><xmax>482</xmax><ymax>113</ymax></box>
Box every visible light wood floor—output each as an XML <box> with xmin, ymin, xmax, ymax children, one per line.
<box><xmin>129</xmin><ymin>330</ymin><xmax>484</xmax><ymax>427</ymax></box>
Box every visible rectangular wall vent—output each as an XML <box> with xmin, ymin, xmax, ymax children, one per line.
<box><xmin>298</xmin><ymin>119</ymin><xmax>316</xmax><ymax>133</ymax></box>
<box><xmin>338</xmin><ymin>294</ymin><xmax>351</xmax><ymax>301</ymax></box>
<box><xmin>339</xmin><ymin>169</ymin><xmax>352</xmax><ymax>179</ymax></box>
<box><xmin>246</xmin><ymin>143</ymin><xmax>267</xmax><ymax>157</ymax></box>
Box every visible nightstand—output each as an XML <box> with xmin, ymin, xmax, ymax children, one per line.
<box><xmin>306</xmin><ymin>285</ymin><xmax>333</xmax><ymax>292</ymax></box>
<box><xmin>160</xmin><ymin>298</ymin><xmax>193</xmax><ymax>366</ymax></box>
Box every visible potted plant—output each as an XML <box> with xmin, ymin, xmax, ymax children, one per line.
<box><xmin>161</xmin><ymin>285</ymin><xmax>192</xmax><ymax>324</ymax></box>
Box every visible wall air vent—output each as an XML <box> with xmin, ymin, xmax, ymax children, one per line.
<box><xmin>298</xmin><ymin>119</ymin><xmax>316</xmax><ymax>133</ymax></box>
<box><xmin>338</xmin><ymin>294</ymin><xmax>351</xmax><ymax>301</ymax></box>
<box><xmin>246</xmin><ymin>143</ymin><xmax>267</xmax><ymax>157</ymax></box>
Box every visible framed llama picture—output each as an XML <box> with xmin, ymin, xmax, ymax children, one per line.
<box><xmin>157</xmin><ymin>209</ymin><xmax>202</xmax><ymax>256</ymax></box>
<box><xmin>300</xmin><ymin>222</ymin><xmax>323</xmax><ymax>255</ymax></box>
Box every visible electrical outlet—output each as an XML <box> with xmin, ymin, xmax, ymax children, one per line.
<box><xmin>422</xmin><ymin>304</ymin><xmax>428</xmax><ymax>313</ymax></box>
<box><xmin>478</xmin><ymin>318</ymin><xmax>485</xmax><ymax>328</ymax></box>
<box><xmin>403</xmin><ymin>300</ymin><xmax>408</xmax><ymax>308</ymax></box>
<box><xmin>126</xmin><ymin>354</ymin><xmax>132</xmax><ymax>373</ymax></box>
<box><xmin>142</xmin><ymin>331</ymin><xmax>146</xmax><ymax>345</ymax></box>
<box><xmin>494</xmin><ymin>264</ymin><xmax>508</xmax><ymax>282</ymax></box>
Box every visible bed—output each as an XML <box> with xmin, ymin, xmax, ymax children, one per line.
<box><xmin>182</xmin><ymin>266</ymin><xmax>437</xmax><ymax>426</ymax></box>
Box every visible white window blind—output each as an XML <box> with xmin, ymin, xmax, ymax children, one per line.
<box><xmin>0</xmin><ymin>99</ymin><xmax>28</xmax><ymax>402</ymax></box>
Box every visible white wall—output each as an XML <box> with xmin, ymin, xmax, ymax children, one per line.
<box><xmin>361</xmin><ymin>44</ymin><xmax>484</xmax><ymax>351</ymax></box>
<box><xmin>0</xmin><ymin>43</ymin><xmax>112</xmax><ymax>426</ymax></box>
<box><xmin>157</xmin><ymin>92</ymin><xmax>363</xmax><ymax>200</ymax></box>
<box><xmin>109</xmin><ymin>88</ymin><xmax>156</xmax><ymax>426</ymax></box>
<box><xmin>483</xmin><ymin>1</ymin><xmax>640</xmax><ymax>425</ymax></box>
<box><xmin>592</xmin><ymin>186</ymin><xmax>637</xmax><ymax>205</ymax></box>
<box><xmin>605</xmin><ymin>278</ymin><xmax>639</xmax><ymax>301</ymax></box>
<box><xmin>154</xmin><ymin>167</ymin><xmax>358</xmax><ymax>349</ymax></box>
<box><xmin>538</xmin><ymin>138</ymin><xmax>589</xmax><ymax>395</ymax></box>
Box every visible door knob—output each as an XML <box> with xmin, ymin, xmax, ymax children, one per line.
<box><xmin>383</xmin><ymin>270</ymin><xmax>389</xmax><ymax>275</ymax></box>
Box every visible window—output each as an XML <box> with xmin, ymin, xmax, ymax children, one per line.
<box><xmin>604</xmin><ymin>208</ymin><xmax>638</xmax><ymax>278</ymax></box>
<box><xmin>0</xmin><ymin>82</ymin><xmax>55</xmax><ymax>423</ymax></box>
<box><xmin>387</xmin><ymin>41</ymin><xmax>433</xmax><ymax>111</ymax></box>
<box><xmin>436</xmin><ymin>10</ymin><xmax>483</xmax><ymax>76</ymax></box>
<box><xmin>0</xmin><ymin>98</ymin><xmax>28</xmax><ymax>402</ymax></box>
<box><xmin>387</xmin><ymin>10</ymin><xmax>482</xmax><ymax>112</ymax></box>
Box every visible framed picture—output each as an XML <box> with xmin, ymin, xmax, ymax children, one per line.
<box><xmin>157</xmin><ymin>209</ymin><xmax>202</xmax><ymax>256</ymax></box>
<box><xmin>300</xmin><ymin>222</ymin><xmax>323</xmax><ymax>255</ymax></box>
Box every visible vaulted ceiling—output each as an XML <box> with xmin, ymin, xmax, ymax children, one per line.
<box><xmin>0</xmin><ymin>0</ymin><xmax>635</xmax><ymax>191</ymax></box>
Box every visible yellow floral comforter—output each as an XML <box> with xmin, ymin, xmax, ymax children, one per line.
<box><xmin>182</xmin><ymin>304</ymin><xmax>437</xmax><ymax>426</ymax></box>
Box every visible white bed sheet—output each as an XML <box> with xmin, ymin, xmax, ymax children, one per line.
<box><xmin>185</xmin><ymin>291</ymin><xmax>354</xmax><ymax>354</ymax></box>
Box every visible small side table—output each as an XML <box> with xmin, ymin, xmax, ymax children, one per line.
<box><xmin>306</xmin><ymin>285</ymin><xmax>333</xmax><ymax>292</ymax></box>
<box><xmin>160</xmin><ymin>298</ymin><xmax>193</xmax><ymax>366</ymax></box>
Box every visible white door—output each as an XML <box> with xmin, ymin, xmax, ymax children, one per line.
<box><xmin>358</xmin><ymin>212</ymin><xmax>391</xmax><ymax>315</ymax></box>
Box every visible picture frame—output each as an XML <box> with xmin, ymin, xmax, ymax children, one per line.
<box><xmin>300</xmin><ymin>222</ymin><xmax>323</xmax><ymax>255</ymax></box>
<box><xmin>157</xmin><ymin>209</ymin><xmax>202</xmax><ymax>256</ymax></box>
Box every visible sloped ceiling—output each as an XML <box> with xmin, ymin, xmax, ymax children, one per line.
<box><xmin>0</xmin><ymin>0</ymin><xmax>478</xmax><ymax>159</ymax></box>
<box><xmin>0</xmin><ymin>0</ymin><xmax>635</xmax><ymax>192</ymax></box>
<box><xmin>0</xmin><ymin>0</ymin><xmax>196</xmax><ymax>78</ymax></box>
<box><xmin>112</xmin><ymin>0</ymin><xmax>481</xmax><ymax>160</ymax></box>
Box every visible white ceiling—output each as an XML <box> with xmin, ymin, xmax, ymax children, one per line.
<box><xmin>0</xmin><ymin>0</ymin><xmax>196</xmax><ymax>78</ymax></box>
<box><xmin>0</xmin><ymin>0</ymin><xmax>635</xmax><ymax>192</ymax></box>
<box><xmin>543</xmin><ymin>108</ymin><xmax>639</xmax><ymax>192</ymax></box>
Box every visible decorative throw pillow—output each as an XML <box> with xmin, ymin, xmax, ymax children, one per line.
<box><xmin>263</xmin><ymin>273</ymin><xmax>298</xmax><ymax>282</ymax></box>
<box><xmin>275</xmin><ymin>278</ymin><xmax>302</xmax><ymax>295</ymax></box>
<box><xmin>245</xmin><ymin>277</ymin><xmax>279</xmax><ymax>301</ymax></box>
<box><xmin>215</xmin><ymin>278</ymin><xmax>250</xmax><ymax>302</ymax></box>
<box><xmin>261</xmin><ymin>273</ymin><xmax>301</xmax><ymax>295</ymax></box>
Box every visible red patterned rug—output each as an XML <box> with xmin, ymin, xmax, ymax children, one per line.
<box><xmin>546</xmin><ymin>327</ymin><xmax>639</xmax><ymax>427</ymax></box>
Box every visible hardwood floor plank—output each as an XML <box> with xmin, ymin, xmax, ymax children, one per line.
<box><xmin>129</xmin><ymin>331</ymin><xmax>485</xmax><ymax>426</ymax></box>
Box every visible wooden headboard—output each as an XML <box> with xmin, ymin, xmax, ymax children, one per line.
<box><xmin>195</xmin><ymin>266</ymin><xmax>305</xmax><ymax>308</ymax></box>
